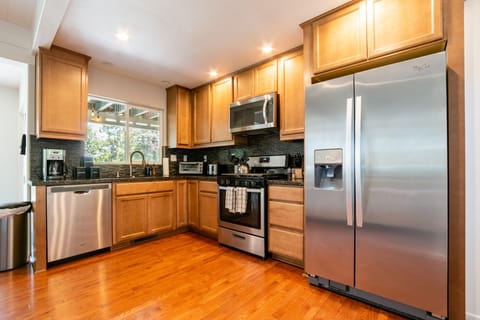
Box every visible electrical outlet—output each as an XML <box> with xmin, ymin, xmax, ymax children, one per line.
<box><xmin>170</xmin><ymin>154</ymin><xmax>177</xmax><ymax>162</ymax></box>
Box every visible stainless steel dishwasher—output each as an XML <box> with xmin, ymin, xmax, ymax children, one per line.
<box><xmin>47</xmin><ymin>183</ymin><xmax>112</xmax><ymax>263</ymax></box>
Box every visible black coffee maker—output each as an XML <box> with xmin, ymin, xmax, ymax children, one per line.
<box><xmin>43</xmin><ymin>149</ymin><xmax>66</xmax><ymax>180</ymax></box>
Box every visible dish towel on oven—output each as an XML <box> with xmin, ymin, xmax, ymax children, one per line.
<box><xmin>235</xmin><ymin>187</ymin><xmax>248</xmax><ymax>214</ymax></box>
<box><xmin>225</xmin><ymin>186</ymin><xmax>235</xmax><ymax>212</ymax></box>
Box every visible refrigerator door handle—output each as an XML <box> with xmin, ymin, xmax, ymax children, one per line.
<box><xmin>345</xmin><ymin>97</ymin><xmax>354</xmax><ymax>226</ymax></box>
<box><xmin>355</xmin><ymin>96</ymin><xmax>363</xmax><ymax>228</ymax></box>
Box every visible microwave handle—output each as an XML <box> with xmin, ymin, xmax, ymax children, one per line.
<box><xmin>262</xmin><ymin>98</ymin><xmax>268</xmax><ymax>124</ymax></box>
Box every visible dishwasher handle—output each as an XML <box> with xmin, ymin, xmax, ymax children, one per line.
<box><xmin>49</xmin><ymin>184</ymin><xmax>111</xmax><ymax>194</ymax></box>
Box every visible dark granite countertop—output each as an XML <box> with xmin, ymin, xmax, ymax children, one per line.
<box><xmin>29</xmin><ymin>175</ymin><xmax>218</xmax><ymax>186</ymax></box>
<box><xmin>267</xmin><ymin>179</ymin><xmax>304</xmax><ymax>187</ymax></box>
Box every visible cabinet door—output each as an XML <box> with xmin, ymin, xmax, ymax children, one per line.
<box><xmin>115</xmin><ymin>195</ymin><xmax>148</xmax><ymax>243</ymax></box>
<box><xmin>193</xmin><ymin>85</ymin><xmax>211</xmax><ymax>145</ymax></box>
<box><xmin>311</xmin><ymin>1</ymin><xmax>367</xmax><ymax>73</ymax></box>
<box><xmin>176</xmin><ymin>180</ymin><xmax>188</xmax><ymax>228</ymax></box>
<box><xmin>148</xmin><ymin>191</ymin><xmax>176</xmax><ymax>233</ymax></box>
<box><xmin>187</xmin><ymin>180</ymin><xmax>199</xmax><ymax>227</ymax></box>
<box><xmin>269</xmin><ymin>227</ymin><xmax>304</xmax><ymax>262</ymax></box>
<box><xmin>211</xmin><ymin>77</ymin><xmax>233</xmax><ymax>143</ymax></box>
<box><xmin>254</xmin><ymin>60</ymin><xmax>278</xmax><ymax>95</ymax></box>
<box><xmin>278</xmin><ymin>50</ymin><xmax>305</xmax><ymax>140</ymax></box>
<box><xmin>233</xmin><ymin>69</ymin><xmax>254</xmax><ymax>101</ymax></box>
<box><xmin>198</xmin><ymin>190</ymin><xmax>218</xmax><ymax>235</ymax></box>
<box><xmin>167</xmin><ymin>86</ymin><xmax>191</xmax><ymax>148</ymax></box>
<box><xmin>367</xmin><ymin>0</ymin><xmax>443</xmax><ymax>58</ymax></box>
<box><xmin>37</xmin><ymin>46</ymin><xmax>90</xmax><ymax>140</ymax></box>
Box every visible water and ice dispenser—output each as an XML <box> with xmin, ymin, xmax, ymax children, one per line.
<box><xmin>314</xmin><ymin>148</ymin><xmax>343</xmax><ymax>190</ymax></box>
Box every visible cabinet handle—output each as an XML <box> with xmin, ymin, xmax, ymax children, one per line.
<box><xmin>233</xmin><ymin>233</ymin><xmax>246</xmax><ymax>240</ymax></box>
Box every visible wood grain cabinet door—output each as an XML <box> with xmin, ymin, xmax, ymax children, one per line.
<box><xmin>311</xmin><ymin>1</ymin><xmax>368</xmax><ymax>73</ymax></box>
<box><xmin>115</xmin><ymin>195</ymin><xmax>148</xmax><ymax>243</ymax></box>
<box><xmin>233</xmin><ymin>69</ymin><xmax>255</xmax><ymax>101</ymax></box>
<box><xmin>37</xmin><ymin>46</ymin><xmax>90</xmax><ymax>140</ymax></box>
<box><xmin>278</xmin><ymin>50</ymin><xmax>305</xmax><ymax>140</ymax></box>
<box><xmin>211</xmin><ymin>77</ymin><xmax>233</xmax><ymax>143</ymax></box>
<box><xmin>254</xmin><ymin>60</ymin><xmax>278</xmax><ymax>95</ymax></box>
<box><xmin>176</xmin><ymin>180</ymin><xmax>188</xmax><ymax>228</ymax></box>
<box><xmin>366</xmin><ymin>0</ymin><xmax>443</xmax><ymax>58</ymax></box>
<box><xmin>193</xmin><ymin>85</ymin><xmax>211</xmax><ymax>145</ymax></box>
<box><xmin>148</xmin><ymin>191</ymin><xmax>176</xmax><ymax>234</ymax></box>
<box><xmin>187</xmin><ymin>180</ymin><xmax>199</xmax><ymax>227</ymax></box>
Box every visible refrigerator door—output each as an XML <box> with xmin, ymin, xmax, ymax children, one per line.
<box><xmin>304</xmin><ymin>75</ymin><xmax>355</xmax><ymax>286</ymax></box>
<box><xmin>354</xmin><ymin>52</ymin><xmax>448</xmax><ymax>316</ymax></box>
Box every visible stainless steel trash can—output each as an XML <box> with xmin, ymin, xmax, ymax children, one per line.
<box><xmin>0</xmin><ymin>202</ymin><xmax>31</xmax><ymax>271</ymax></box>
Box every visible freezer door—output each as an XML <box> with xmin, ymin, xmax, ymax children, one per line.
<box><xmin>354</xmin><ymin>52</ymin><xmax>448</xmax><ymax>316</ymax></box>
<box><xmin>304</xmin><ymin>75</ymin><xmax>355</xmax><ymax>286</ymax></box>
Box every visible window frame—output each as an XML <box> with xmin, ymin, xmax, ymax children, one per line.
<box><xmin>86</xmin><ymin>94</ymin><xmax>166</xmax><ymax>164</ymax></box>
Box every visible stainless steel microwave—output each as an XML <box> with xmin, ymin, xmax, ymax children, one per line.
<box><xmin>179</xmin><ymin>161</ymin><xmax>203</xmax><ymax>175</ymax></box>
<box><xmin>229</xmin><ymin>92</ymin><xmax>278</xmax><ymax>134</ymax></box>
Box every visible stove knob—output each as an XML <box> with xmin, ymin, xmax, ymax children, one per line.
<box><xmin>249</xmin><ymin>180</ymin><xmax>256</xmax><ymax>188</ymax></box>
<box><xmin>219</xmin><ymin>178</ymin><xmax>225</xmax><ymax>185</ymax></box>
<box><xmin>225</xmin><ymin>178</ymin><xmax>230</xmax><ymax>185</ymax></box>
<box><xmin>234</xmin><ymin>180</ymin><xmax>239</xmax><ymax>186</ymax></box>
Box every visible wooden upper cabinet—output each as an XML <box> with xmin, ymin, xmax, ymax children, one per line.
<box><xmin>211</xmin><ymin>77</ymin><xmax>233</xmax><ymax>143</ymax></box>
<box><xmin>278</xmin><ymin>50</ymin><xmax>305</xmax><ymax>141</ymax></box>
<box><xmin>233</xmin><ymin>69</ymin><xmax>255</xmax><ymax>101</ymax></box>
<box><xmin>367</xmin><ymin>0</ymin><xmax>443</xmax><ymax>58</ymax></box>
<box><xmin>193</xmin><ymin>84</ymin><xmax>211</xmax><ymax>145</ymax></box>
<box><xmin>254</xmin><ymin>60</ymin><xmax>278</xmax><ymax>95</ymax></box>
<box><xmin>36</xmin><ymin>46</ymin><xmax>90</xmax><ymax>141</ymax></box>
<box><xmin>167</xmin><ymin>85</ymin><xmax>192</xmax><ymax>148</ymax></box>
<box><xmin>303</xmin><ymin>0</ymin><xmax>444</xmax><ymax>77</ymax></box>
<box><xmin>311</xmin><ymin>1</ymin><xmax>367</xmax><ymax>74</ymax></box>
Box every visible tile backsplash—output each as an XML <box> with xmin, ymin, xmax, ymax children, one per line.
<box><xmin>30</xmin><ymin>133</ymin><xmax>304</xmax><ymax>180</ymax></box>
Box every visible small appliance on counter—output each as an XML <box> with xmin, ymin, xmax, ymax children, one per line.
<box><xmin>178</xmin><ymin>161</ymin><xmax>203</xmax><ymax>175</ymax></box>
<box><xmin>72</xmin><ymin>155</ymin><xmax>100</xmax><ymax>179</ymax></box>
<box><xmin>43</xmin><ymin>149</ymin><xmax>66</xmax><ymax>180</ymax></box>
<box><xmin>86</xmin><ymin>167</ymin><xmax>100</xmax><ymax>179</ymax></box>
<box><xmin>206</xmin><ymin>163</ymin><xmax>218</xmax><ymax>176</ymax></box>
<box><xmin>72</xmin><ymin>167</ymin><xmax>87</xmax><ymax>179</ymax></box>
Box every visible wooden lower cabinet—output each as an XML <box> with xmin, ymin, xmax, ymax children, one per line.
<box><xmin>176</xmin><ymin>180</ymin><xmax>188</xmax><ymax>228</ymax></box>
<box><xmin>187</xmin><ymin>180</ymin><xmax>199</xmax><ymax>227</ymax></box>
<box><xmin>113</xmin><ymin>181</ymin><xmax>176</xmax><ymax>244</ymax></box>
<box><xmin>268</xmin><ymin>185</ymin><xmax>304</xmax><ymax>266</ymax></box>
<box><xmin>198</xmin><ymin>181</ymin><xmax>218</xmax><ymax>236</ymax></box>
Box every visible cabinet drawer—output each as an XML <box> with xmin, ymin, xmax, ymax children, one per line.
<box><xmin>269</xmin><ymin>227</ymin><xmax>303</xmax><ymax>262</ymax></box>
<box><xmin>268</xmin><ymin>186</ymin><xmax>303</xmax><ymax>203</ymax></box>
<box><xmin>115</xmin><ymin>180</ymin><xmax>175</xmax><ymax>196</ymax></box>
<box><xmin>199</xmin><ymin>181</ymin><xmax>218</xmax><ymax>193</ymax></box>
<box><xmin>269</xmin><ymin>201</ymin><xmax>303</xmax><ymax>230</ymax></box>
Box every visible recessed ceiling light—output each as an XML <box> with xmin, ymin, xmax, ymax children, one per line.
<box><xmin>209</xmin><ymin>70</ymin><xmax>218</xmax><ymax>77</ymax></box>
<box><xmin>116</xmin><ymin>32</ymin><xmax>129</xmax><ymax>41</ymax></box>
<box><xmin>262</xmin><ymin>45</ymin><xmax>273</xmax><ymax>54</ymax></box>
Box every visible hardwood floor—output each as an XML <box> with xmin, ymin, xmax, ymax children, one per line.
<box><xmin>0</xmin><ymin>233</ymin><xmax>406</xmax><ymax>319</ymax></box>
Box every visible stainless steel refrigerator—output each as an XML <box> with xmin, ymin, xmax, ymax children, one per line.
<box><xmin>304</xmin><ymin>52</ymin><xmax>447</xmax><ymax>319</ymax></box>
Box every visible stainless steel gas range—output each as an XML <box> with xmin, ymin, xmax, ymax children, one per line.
<box><xmin>217</xmin><ymin>155</ymin><xmax>288</xmax><ymax>258</ymax></box>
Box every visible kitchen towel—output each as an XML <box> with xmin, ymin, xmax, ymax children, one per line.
<box><xmin>225</xmin><ymin>187</ymin><xmax>235</xmax><ymax>212</ymax></box>
<box><xmin>235</xmin><ymin>187</ymin><xmax>248</xmax><ymax>214</ymax></box>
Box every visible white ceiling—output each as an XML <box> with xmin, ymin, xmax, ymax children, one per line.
<box><xmin>0</xmin><ymin>0</ymin><xmax>349</xmax><ymax>89</ymax></box>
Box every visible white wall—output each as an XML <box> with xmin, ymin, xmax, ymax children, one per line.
<box><xmin>465</xmin><ymin>1</ymin><xmax>480</xmax><ymax>319</ymax></box>
<box><xmin>88</xmin><ymin>66</ymin><xmax>167</xmax><ymax>110</ymax></box>
<box><xmin>0</xmin><ymin>86</ymin><xmax>21</xmax><ymax>203</ymax></box>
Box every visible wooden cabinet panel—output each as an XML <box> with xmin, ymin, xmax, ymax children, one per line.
<box><xmin>36</xmin><ymin>46</ymin><xmax>90</xmax><ymax>140</ymax></box>
<box><xmin>198</xmin><ymin>181</ymin><xmax>218</xmax><ymax>235</ymax></box>
<box><xmin>269</xmin><ymin>201</ymin><xmax>304</xmax><ymax>231</ymax></box>
<box><xmin>268</xmin><ymin>185</ymin><xmax>304</xmax><ymax>266</ymax></box>
<box><xmin>269</xmin><ymin>185</ymin><xmax>303</xmax><ymax>203</ymax></box>
<box><xmin>193</xmin><ymin>85</ymin><xmax>211</xmax><ymax>145</ymax></box>
<box><xmin>269</xmin><ymin>228</ymin><xmax>304</xmax><ymax>262</ymax></box>
<box><xmin>148</xmin><ymin>191</ymin><xmax>176</xmax><ymax>233</ymax></box>
<box><xmin>278</xmin><ymin>50</ymin><xmax>305</xmax><ymax>140</ymax></box>
<box><xmin>167</xmin><ymin>86</ymin><xmax>192</xmax><ymax>148</ymax></box>
<box><xmin>234</xmin><ymin>69</ymin><xmax>255</xmax><ymax>101</ymax></box>
<box><xmin>187</xmin><ymin>180</ymin><xmax>199</xmax><ymax>227</ymax></box>
<box><xmin>311</xmin><ymin>1</ymin><xmax>367</xmax><ymax>73</ymax></box>
<box><xmin>116</xmin><ymin>181</ymin><xmax>175</xmax><ymax>196</ymax></box>
<box><xmin>254</xmin><ymin>60</ymin><xmax>278</xmax><ymax>95</ymax></box>
<box><xmin>115</xmin><ymin>195</ymin><xmax>148</xmax><ymax>242</ymax></box>
<box><xmin>367</xmin><ymin>0</ymin><xmax>443</xmax><ymax>58</ymax></box>
<box><xmin>211</xmin><ymin>77</ymin><xmax>233</xmax><ymax>143</ymax></box>
<box><xmin>176</xmin><ymin>180</ymin><xmax>188</xmax><ymax>228</ymax></box>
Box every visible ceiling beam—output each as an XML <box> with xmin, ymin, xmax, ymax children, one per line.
<box><xmin>31</xmin><ymin>0</ymin><xmax>71</xmax><ymax>52</ymax></box>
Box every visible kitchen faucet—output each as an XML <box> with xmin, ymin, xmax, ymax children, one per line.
<box><xmin>129</xmin><ymin>151</ymin><xmax>145</xmax><ymax>177</ymax></box>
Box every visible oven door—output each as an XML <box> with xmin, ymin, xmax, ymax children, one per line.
<box><xmin>218</xmin><ymin>186</ymin><xmax>265</xmax><ymax>237</ymax></box>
